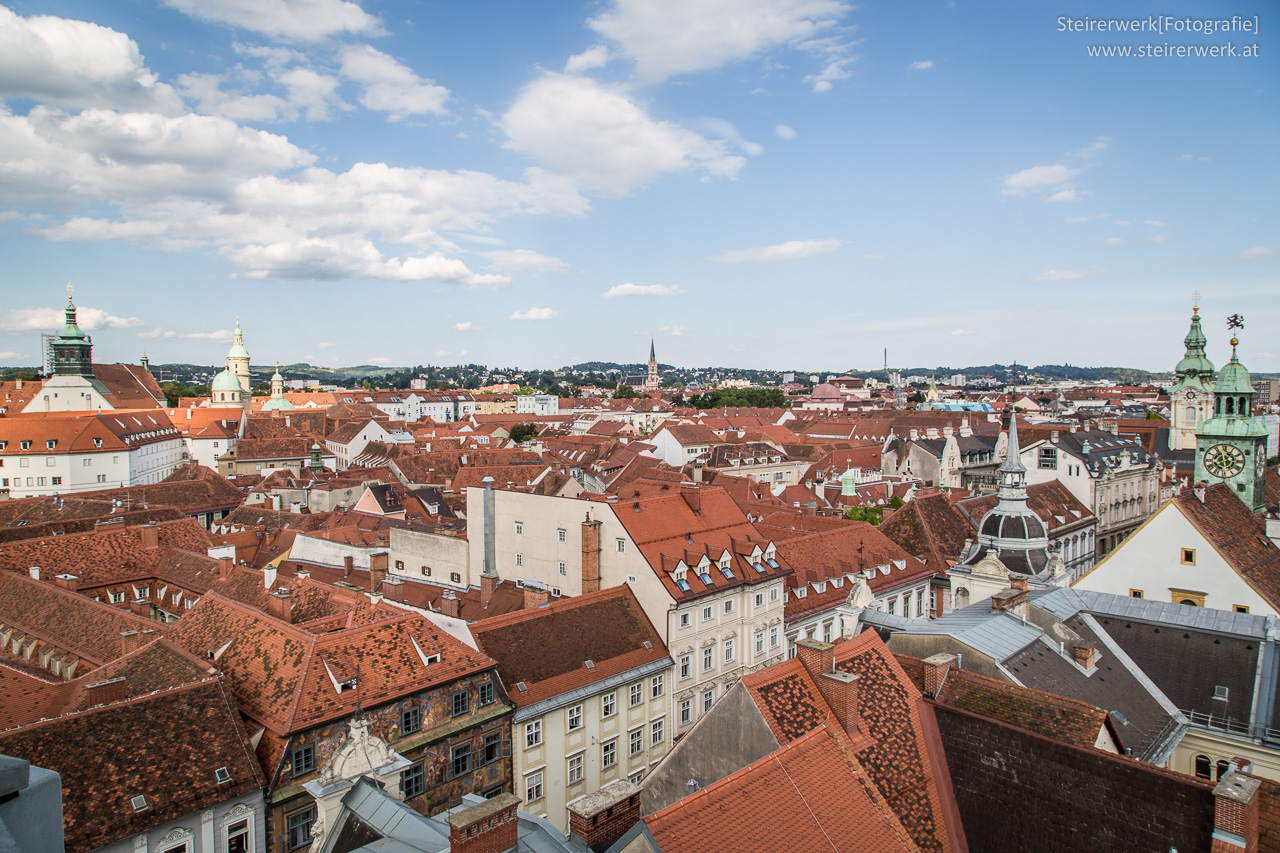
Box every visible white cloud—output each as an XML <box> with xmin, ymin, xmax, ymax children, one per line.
<box><xmin>226</xmin><ymin>238</ymin><xmax>511</xmax><ymax>286</ymax></box>
<box><xmin>805</xmin><ymin>57</ymin><xmax>855</xmax><ymax>93</ymax></box>
<box><xmin>1046</xmin><ymin>187</ymin><xmax>1080</xmax><ymax>203</ymax></box>
<box><xmin>1002</xmin><ymin>164</ymin><xmax>1081</xmax><ymax>196</ymax></box>
<box><xmin>1104</xmin><ymin>237</ymin><xmax>1126</xmax><ymax>246</ymax></box>
<box><xmin>565</xmin><ymin>45</ymin><xmax>611</xmax><ymax>74</ymax></box>
<box><xmin>603</xmin><ymin>283</ymin><xmax>687</xmax><ymax>298</ymax></box>
<box><xmin>511</xmin><ymin>307</ymin><xmax>559</xmax><ymax>321</ymax></box>
<box><xmin>161</xmin><ymin>0</ymin><xmax>381</xmax><ymax>42</ymax></box>
<box><xmin>658</xmin><ymin>325</ymin><xmax>689</xmax><ymax>336</ymax></box>
<box><xmin>339</xmin><ymin>45</ymin><xmax>448</xmax><ymax>121</ymax></box>
<box><xmin>481</xmin><ymin>249</ymin><xmax>570</xmax><ymax>274</ymax></box>
<box><xmin>711</xmin><ymin>238</ymin><xmax>840</xmax><ymax>264</ymax></box>
<box><xmin>1030</xmin><ymin>268</ymin><xmax>1101</xmax><ymax>283</ymax></box>
<box><xmin>774</xmin><ymin>124</ymin><xmax>797</xmax><ymax>140</ymax></box>
<box><xmin>908</xmin><ymin>60</ymin><xmax>933</xmax><ymax>70</ymax></box>
<box><xmin>950</xmin><ymin>328</ymin><xmax>974</xmax><ymax>336</ymax></box>
<box><xmin>696</xmin><ymin>118</ymin><xmax>764</xmax><ymax>156</ymax></box>
<box><xmin>453</xmin><ymin>321</ymin><xmax>473</xmax><ymax>331</ymax></box>
<box><xmin>501</xmin><ymin>74</ymin><xmax>744</xmax><ymax>197</ymax></box>
<box><xmin>183</xmin><ymin>329</ymin><xmax>234</xmax><ymax>341</ymax></box>
<box><xmin>1072</xmin><ymin>135</ymin><xmax>1110</xmax><ymax>157</ymax></box>
<box><xmin>588</xmin><ymin>0</ymin><xmax>852</xmax><ymax>84</ymax></box>
<box><xmin>317</xmin><ymin>341</ymin><xmax>335</xmax><ymax>349</ymax></box>
<box><xmin>178</xmin><ymin>73</ymin><xmax>295</xmax><ymax>123</ymax></box>
<box><xmin>0</xmin><ymin>7</ymin><xmax>183</xmax><ymax>114</ymax></box>
<box><xmin>278</xmin><ymin>68</ymin><xmax>346</xmax><ymax>121</ymax></box>
<box><xmin>1239</xmin><ymin>246</ymin><xmax>1275</xmax><ymax>260</ymax></box>
<box><xmin>368</xmin><ymin>356</ymin><xmax>392</xmax><ymax>365</ymax></box>
<box><xmin>0</xmin><ymin>351</ymin><xmax>22</xmax><ymax>360</ymax></box>
<box><xmin>0</xmin><ymin>305</ymin><xmax>144</xmax><ymax>332</ymax></box>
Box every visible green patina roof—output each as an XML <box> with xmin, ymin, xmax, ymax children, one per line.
<box><xmin>1215</xmin><ymin>350</ymin><xmax>1254</xmax><ymax>396</ymax></box>
<box><xmin>210</xmin><ymin>369</ymin><xmax>242</xmax><ymax>392</ymax></box>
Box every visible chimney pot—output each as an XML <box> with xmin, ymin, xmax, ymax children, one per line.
<box><xmin>1072</xmin><ymin>643</ymin><xmax>1097</xmax><ymax>670</ymax></box>
<box><xmin>448</xmin><ymin>794</ymin><xmax>520</xmax><ymax>853</ymax></box>
<box><xmin>923</xmin><ymin>653</ymin><xmax>958</xmax><ymax>698</ymax></box>
<box><xmin>28</xmin><ymin>566</ymin><xmax>39</xmax><ymax>581</ymax></box>
<box><xmin>85</xmin><ymin>675</ymin><xmax>127</xmax><ymax>706</ymax></box>
<box><xmin>440</xmin><ymin>590</ymin><xmax>461</xmax><ymax>619</ymax></box>
<box><xmin>268</xmin><ymin>587</ymin><xmax>293</xmax><ymax>623</ymax></box>
<box><xmin>1212</xmin><ymin>771</ymin><xmax>1261</xmax><ymax>853</ymax></box>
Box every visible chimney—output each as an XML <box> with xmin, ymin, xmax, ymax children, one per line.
<box><xmin>343</xmin><ymin>555</ymin><xmax>354</xmax><ymax>578</ymax></box>
<box><xmin>84</xmin><ymin>675</ymin><xmax>127</xmax><ymax>707</ymax></box>
<box><xmin>370</xmin><ymin>552</ymin><xmax>389</xmax><ymax>592</ymax></box>
<box><xmin>1194</xmin><ymin>482</ymin><xmax>1207</xmax><ymax>502</ymax></box>
<box><xmin>120</xmin><ymin>630</ymin><xmax>142</xmax><ymax>655</ymax></box>
<box><xmin>1072</xmin><ymin>643</ymin><xmax>1097</xmax><ymax>670</ymax></box>
<box><xmin>447</xmin><ymin>793</ymin><xmax>520</xmax><ymax>853</ymax></box>
<box><xmin>483</xmin><ymin>476</ymin><xmax>496</xmax><ymax>578</ymax></box>
<box><xmin>1010</xmin><ymin>575</ymin><xmax>1028</xmax><ymax>592</ymax></box>
<box><xmin>909</xmin><ymin>428</ymin><xmax>919</xmax><ymax>441</ymax></box>
<box><xmin>140</xmin><ymin>524</ymin><xmax>159</xmax><ymax>551</ymax></box>
<box><xmin>990</xmin><ymin>587</ymin><xmax>1029</xmax><ymax>618</ymax></box>
<box><xmin>440</xmin><ymin>590</ymin><xmax>461</xmax><ymax>619</ymax></box>
<box><xmin>795</xmin><ymin>638</ymin><xmax>835</xmax><ymax>681</ymax></box>
<box><xmin>567</xmin><ymin>781</ymin><xmax>643</xmax><ymax>851</ymax></box>
<box><xmin>218</xmin><ymin>556</ymin><xmax>234</xmax><ymax>581</ymax></box>
<box><xmin>130</xmin><ymin>598</ymin><xmax>151</xmax><ymax>619</ymax></box>
<box><xmin>681</xmin><ymin>483</ymin><xmax>702</xmax><ymax>514</ymax></box>
<box><xmin>54</xmin><ymin>573</ymin><xmax>78</xmax><ymax>591</ymax></box>
<box><xmin>1212</xmin><ymin>772</ymin><xmax>1261</xmax><ymax>853</ymax></box>
<box><xmin>923</xmin><ymin>653</ymin><xmax>958</xmax><ymax>698</ymax></box>
<box><xmin>523</xmin><ymin>583</ymin><xmax>550</xmax><ymax>609</ymax></box>
<box><xmin>186</xmin><ymin>408</ymin><xmax>192</xmax><ymax>421</ymax></box>
<box><xmin>691</xmin><ymin>461</ymin><xmax>704</xmax><ymax>483</ymax></box>
<box><xmin>268</xmin><ymin>587</ymin><xmax>293</xmax><ymax>623</ymax></box>
<box><xmin>28</xmin><ymin>566</ymin><xmax>39</xmax><ymax>581</ymax></box>
<box><xmin>582</xmin><ymin>517</ymin><xmax>602</xmax><ymax>595</ymax></box>
<box><xmin>1050</xmin><ymin>430</ymin><xmax>1059</xmax><ymax>444</ymax></box>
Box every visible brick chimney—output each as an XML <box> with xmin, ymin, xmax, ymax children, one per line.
<box><xmin>84</xmin><ymin>675</ymin><xmax>127</xmax><ymax>707</ymax></box>
<box><xmin>1010</xmin><ymin>575</ymin><xmax>1028</xmax><ymax>592</ymax></box>
<box><xmin>819</xmin><ymin>669</ymin><xmax>862</xmax><ymax>736</ymax></box>
<box><xmin>991</xmin><ymin>587</ymin><xmax>1028</xmax><ymax>618</ymax></box>
<box><xmin>568</xmin><ymin>780</ymin><xmax>642</xmax><ymax>852</ymax></box>
<box><xmin>581</xmin><ymin>517</ymin><xmax>602</xmax><ymax>595</ymax></box>
<box><xmin>523</xmin><ymin>583</ymin><xmax>550</xmax><ymax>609</ymax></box>
<box><xmin>1072</xmin><ymin>643</ymin><xmax>1097</xmax><ymax>670</ymax></box>
<box><xmin>795</xmin><ymin>638</ymin><xmax>834</xmax><ymax>679</ymax></box>
<box><xmin>268</xmin><ymin>587</ymin><xmax>293</xmax><ymax>623</ymax></box>
<box><xmin>681</xmin><ymin>483</ymin><xmax>702</xmax><ymax>514</ymax></box>
<box><xmin>440</xmin><ymin>590</ymin><xmax>461</xmax><ymax>619</ymax></box>
<box><xmin>218</xmin><ymin>556</ymin><xmax>234</xmax><ymax>581</ymax></box>
<box><xmin>140</xmin><ymin>523</ymin><xmax>159</xmax><ymax>551</ymax></box>
<box><xmin>120</xmin><ymin>630</ymin><xmax>142</xmax><ymax>655</ymax></box>
<box><xmin>1211</xmin><ymin>771</ymin><xmax>1260</xmax><ymax>853</ymax></box>
<box><xmin>370</xmin><ymin>552</ymin><xmax>389</xmax><ymax>592</ymax></box>
<box><xmin>343</xmin><ymin>555</ymin><xmax>354</xmax><ymax>578</ymax></box>
<box><xmin>923</xmin><ymin>653</ymin><xmax>957</xmax><ymax>698</ymax></box>
<box><xmin>54</xmin><ymin>573</ymin><xmax>78</xmax><ymax>591</ymax></box>
<box><xmin>130</xmin><ymin>598</ymin><xmax>151</xmax><ymax>619</ymax></box>
<box><xmin>481</xmin><ymin>572</ymin><xmax>499</xmax><ymax>608</ymax></box>
<box><xmin>447</xmin><ymin>793</ymin><xmax>520</xmax><ymax>853</ymax></box>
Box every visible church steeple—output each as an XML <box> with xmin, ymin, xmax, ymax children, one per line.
<box><xmin>645</xmin><ymin>339</ymin><xmax>659</xmax><ymax>393</ymax></box>
<box><xmin>51</xmin><ymin>287</ymin><xmax>93</xmax><ymax>378</ymax></box>
<box><xmin>1194</xmin><ymin>316</ymin><xmax>1267</xmax><ymax>513</ymax></box>
<box><xmin>1169</xmin><ymin>299</ymin><xmax>1217</xmax><ymax>452</ymax></box>
<box><xmin>997</xmin><ymin>412</ymin><xmax>1028</xmax><ymax>506</ymax></box>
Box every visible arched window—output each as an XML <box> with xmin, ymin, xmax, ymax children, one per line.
<box><xmin>1185</xmin><ymin>405</ymin><xmax>1197</xmax><ymax>426</ymax></box>
<box><xmin>1226</xmin><ymin>397</ymin><xmax>1235</xmax><ymax>415</ymax></box>
<box><xmin>954</xmin><ymin>587</ymin><xmax>970</xmax><ymax>611</ymax></box>
<box><xmin>1217</xmin><ymin>759</ymin><xmax>1231</xmax><ymax>780</ymax></box>
<box><xmin>1195</xmin><ymin>755</ymin><xmax>1211</xmax><ymax>779</ymax></box>
<box><xmin>1180</xmin><ymin>598</ymin><xmax>1200</xmax><ymax>607</ymax></box>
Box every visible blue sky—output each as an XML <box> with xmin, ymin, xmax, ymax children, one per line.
<box><xmin>0</xmin><ymin>0</ymin><xmax>1275</xmax><ymax>373</ymax></box>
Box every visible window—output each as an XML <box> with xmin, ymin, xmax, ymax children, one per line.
<box><xmin>479</xmin><ymin>682</ymin><xmax>495</xmax><ymax>706</ymax></box>
<box><xmin>402</xmin><ymin>761</ymin><xmax>426</xmax><ymax>798</ymax></box>
<box><xmin>557</xmin><ymin>528</ymin><xmax>567</xmax><ymax>543</ymax></box>
<box><xmin>680</xmin><ymin>698</ymin><xmax>692</xmax><ymax>725</ymax></box>
<box><xmin>401</xmin><ymin>706</ymin><xmax>421</xmax><ymax>735</ymax></box>
<box><xmin>395</xmin><ymin>560</ymin><xmax>404</xmax><ymax>571</ymax></box>
<box><xmin>452</xmin><ymin>691</ymin><xmax>469</xmax><ymax>717</ymax></box>
<box><xmin>1130</xmin><ymin>589</ymin><xmax>1144</xmax><ymax>599</ymax></box>
<box><xmin>917</xmin><ymin>588</ymin><xmax>926</xmax><ymax>618</ymax></box>
<box><xmin>291</xmin><ymin>745</ymin><xmax>315</xmax><ymax>777</ymax></box>
<box><xmin>629</xmin><ymin>727</ymin><xmax>643</xmax><ymax>756</ymax></box>
<box><xmin>286</xmin><ymin>806</ymin><xmax>316</xmax><ymax>850</ymax></box>
<box><xmin>754</xmin><ymin>592</ymin><xmax>764</xmax><ymax>608</ymax></box>
<box><xmin>450</xmin><ymin>572</ymin><xmax>461</xmax><ymax>583</ymax></box>
<box><xmin>1038</xmin><ymin>447</ymin><xmax>1058</xmax><ymax>469</ymax></box>
<box><xmin>630</xmin><ymin>682</ymin><xmax>643</xmax><ymax>707</ymax></box>
<box><xmin>19</xmin><ymin>441</ymin><xmax>29</xmax><ymax>450</ymax></box>
<box><xmin>822</xmin><ymin>622</ymin><xmax>833</xmax><ymax>643</ymax></box>
<box><xmin>887</xmin><ymin>598</ymin><xmax>895</xmax><ymax>615</ymax></box>
<box><xmin>616</xmin><ymin>538</ymin><xmax>626</xmax><ymax>553</ymax></box>
<box><xmin>703</xmin><ymin>646</ymin><xmax>714</xmax><ymax>671</ymax></box>
<box><xmin>651</xmin><ymin>718</ymin><xmax>664</xmax><ymax>745</ymax></box>
<box><xmin>525</xmin><ymin>770</ymin><xmax>544</xmax><ymax>803</ymax></box>
<box><xmin>602</xmin><ymin>739</ymin><xmax>617</xmax><ymax>768</ymax></box>
<box><xmin>1217</xmin><ymin>759</ymin><xmax>1232</xmax><ymax>780</ymax></box>
<box><xmin>601</xmin><ymin>692</ymin><xmax>616</xmax><ymax>717</ymax></box>
<box><xmin>724</xmin><ymin>638</ymin><xmax>735</xmax><ymax>663</ymax></box>
<box><xmin>525</xmin><ymin>720</ymin><xmax>543</xmax><ymax>748</ymax></box>
<box><xmin>702</xmin><ymin>605</ymin><xmax>713</xmax><ymax>621</ymax></box>
<box><xmin>567</xmin><ymin>753</ymin><xmax>584</xmax><ymax>784</ymax></box>
<box><xmin>558</xmin><ymin>561</ymin><xmax>566</xmax><ymax>575</ymax></box>
<box><xmin>629</xmin><ymin>771</ymin><xmax>645</xmax><ymax>785</ymax></box>
<box><xmin>1235</xmin><ymin>604</ymin><xmax>1251</xmax><ymax>614</ymax></box>
<box><xmin>568</xmin><ymin>704</ymin><xmax>584</xmax><ymax>731</ymax></box>
<box><xmin>770</xmin><ymin>626</ymin><xmax>779</xmax><ymax>649</ymax></box>
<box><xmin>483</xmin><ymin>731</ymin><xmax>503</xmax><ymax>764</ymax></box>
<box><xmin>770</xmin><ymin>587</ymin><xmax>780</xmax><ymax>602</ymax></box>
<box><xmin>702</xmin><ymin>689</ymin><xmax>714</xmax><ymax>714</ymax></box>
<box><xmin>724</xmin><ymin>599</ymin><xmax>734</xmax><ymax>614</ymax></box>
<box><xmin>651</xmin><ymin>674</ymin><xmax>664</xmax><ymax>698</ymax></box>
<box><xmin>227</xmin><ymin>819</ymin><xmax>250</xmax><ymax>853</ymax></box>
<box><xmin>451</xmin><ymin>743</ymin><xmax>472</xmax><ymax>778</ymax></box>
<box><xmin>515</xmin><ymin>552</ymin><xmax>523</xmax><ymax>567</ymax></box>
<box><xmin>755</xmin><ymin>631</ymin><xmax>765</xmax><ymax>656</ymax></box>
<box><xmin>514</xmin><ymin>521</ymin><xmax>523</xmax><ymax>535</ymax></box>
<box><xmin>679</xmin><ymin>655</ymin><xmax>691</xmax><ymax>679</ymax></box>
<box><xmin>1181</xmin><ymin>548</ymin><xmax>1196</xmax><ymax>565</ymax></box>
<box><xmin>680</xmin><ymin>612</ymin><xmax>690</xmax><ymax>628</ymax></box>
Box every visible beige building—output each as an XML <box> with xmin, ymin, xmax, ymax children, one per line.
<box><xmin>471</xmin><ymin>586</ymin><xmax>673</xmax><ymax>831</ymax></box>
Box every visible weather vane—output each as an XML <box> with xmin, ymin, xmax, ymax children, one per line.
<box><xmin>1191</xmin><ymin>290</ymin><xmax>1201</xmax><ymax>310</ymax></box>
<box><xmin>1227</xmin><ymin>314</ymin><xmax>1245</xmax><ymax>331</ymax></box>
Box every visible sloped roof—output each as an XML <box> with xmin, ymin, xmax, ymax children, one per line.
<box><xmin>1176</xmin><ymin>483</ymin><xmax>1280</xmax><ymax>610</ymax></box>
<box><xmin>881</xmin><ymin>493</ymin><xmax>974</xmax><ymax>573</ymax></box>
<box><xmin>0</xmin><ymin>517</ymin><xmax>211</xmax><ymax>587</ymax></box>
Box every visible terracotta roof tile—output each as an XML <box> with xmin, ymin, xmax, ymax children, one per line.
<box><xmin>1177</xmin><ymin>483</ymin><xmax>1280</xmax><ymax>609</ymax></box>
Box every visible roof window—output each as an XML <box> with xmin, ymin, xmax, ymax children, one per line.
<box><xmin>215</xmin><ymin>767</ymin><xmax>231</xmax><ymax>784</ymax></box>
<box><xmin>130</xmin><ymin>795</ymin><xmax>148</xmax><ymax>812</ymax></box>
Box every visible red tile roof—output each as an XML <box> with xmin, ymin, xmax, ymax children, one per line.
<box><xmin>1176</xmin><ymin>483</ymin><xmax>1280</xmax><ymax>610</ymax></box>
<box><xmin>0</xmin><ymin>517</ymin><xmax>211</xmax><ymax>587</ymax></box>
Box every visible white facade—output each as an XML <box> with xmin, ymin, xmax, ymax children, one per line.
<box><xmin>0</xmin><ymin>436</ymin><xmax>185</xmax><ymax>497</ymax></box>
<box><xmin>647</xmin><ymin>429</ymin><xmax>712</xmax><ymax>468</ymax></box>
<box><xmin>1073</xmin><ymin>501</ymin><xmax>1277</xmax><ymax>616</ymax></box>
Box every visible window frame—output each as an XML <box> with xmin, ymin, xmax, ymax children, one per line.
<box><xmin>601</xmin><ymin>739</ymin><xmax>617</xmax><ymax>768</ymax></box>
<box><xmin>567</xmin><ymin>752</ymin><xmax>585</xmax><ymax>785</ymax></box>
<box><xmin>629</xmin><ymin>682</ymin><xmax>643</xmax><ymax>707</ymax></box>
<box><xmin>524</xmin><ymin>770</ymin><xmax>544</xmax><ymax>803</ymax></box>
<box><xmin>450</xmin><ymin>743</ymin><xmax>473</xmax><ymax>779</ymax></box>
<box><xmin>567</xmin><ymin>703</ymin><xmax>584</xmax><ymax>732</ymax></box>
<box><xmin>601</xmin><ymin>691</ymin><xmax>616</xmax><ymax>717</ymax></box>
<box><xmin>479</xmin><ymin>682</ymin><xmax>496</xmax><ymax>706</ymax></box>
<box><xmin>290</xmin><ymin>744</ymin><xmax>315</xmax><ymax>777</ymax></box>
<box><xmin>286</xmin><ymin>806</ymin><xmax>316</xmax><ymax>851</ymax></box>
<box><xmin>651</xmin><ymin>717</ymin><xmax>664</xmax><ymax>745</ymax></box>
<box><xmin>401</xmin><ymin>706</ymin><xmax>422</xmax><ymax>735</ymax></box>
<box><xmin>451</xmin><ymin>690</ymin><xmax>469</xmax><ymax>717</ymax></box>
<box><xmin>525</xmin><ymin>719</ymin><xmax>543</xmax><ymax>748</ymax></box>
<box><xmin>651</xmin><ymin>674</ymin><xmax>664</xmax><ymax>698</ymax></box>
<box><xmin>483</xmin><ymin>731</ymin><xmax>503</xmax><ymax>764</ymax></box>
<box><xmin>629</xmin><ymin>727</ymin><xmax>643</xmax><ymax>756</ymax></box>
<box><xmin>402</xmin><ymin>761</ymin><xmax>426</xmax><ymax>798</ymax></box>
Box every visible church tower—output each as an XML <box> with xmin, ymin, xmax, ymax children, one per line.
<box><xmin>227</xmin><ymin>318</ymin><xmax>251</xmax><ymax>394</ymax></box>
<box><xmin>1193</xmin><ymin>320</ymin><xmax>1267</xmax><ymax>513</ymax></box>
<box><xmin>209</xmin><ymin>318</ymin><xmax>251</xmax><ymax>410</ymax></box>
<box><xmin>1169</xmin><ymin>302</ymin><xmax>1216</xmax><ymax>450</ymax></box>
<box><xmin>51</xmin><ymin>293</ymin><xmax>93</xmax><ymax>378</ymax></box>
<box><xmin>645</xmin><ymin>340</ymin><xmax>659</xmax><ymax>393</ymax></box>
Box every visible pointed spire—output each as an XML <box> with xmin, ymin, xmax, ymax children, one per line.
<box><xmin>999</xmin><ymin>412</ymin><xmax>1026</xmax><ymax>475</ymax></box>
<box><xmin>649</xmin><ymin>339</ymin><xmax>656</xmax><ymax>362</ymax></box>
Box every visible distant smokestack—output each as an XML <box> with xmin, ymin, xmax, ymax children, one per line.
<box><xmin>483</xmin><ymin>476</ymin><xmax>496</xmax><ymax>579</ymax></box>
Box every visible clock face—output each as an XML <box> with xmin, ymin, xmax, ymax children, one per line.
<box><xmin>1185</xmin><ymin>389</ymin><xmax>1199</xmax><ymax>400</ymax></box>
<box><xmin>1205</xmin><ymin>443</ymin><xmax>1246</xmax><ymax>478</ymax></box>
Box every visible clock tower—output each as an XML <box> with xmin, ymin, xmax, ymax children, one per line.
<box><xmin>1193</xmin><ymin>321</ymin><xmax>1267</xmax><ymax>513</ymax></box>
<box><xmin>1169</xmin><ymin>301</ymin><xmax>1215</xmax><ymax>451</ymax></box>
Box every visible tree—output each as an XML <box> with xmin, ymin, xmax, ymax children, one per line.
<box><xmin>844</xmin><ymin>506</ymin><xmax>883</xmax><ymax>525</ymax></box>
<box><xmin>888</xmin><ymin>495</ymin><xmax>903</xmax><ymax>510</ymax></box>
<box><xmin>513</xmin><ymin>386</ymin><xmax>536</xmax><ymax>396</ymax></box>
<box><xmin>509</xmin><ymin>423</ymin><xmax>539</xmax><ymax>443</ymax></box>
<box><xmin>613</xmin><ymin>384</ymin><xmax>638</xmax><ymax>399</ymax></box>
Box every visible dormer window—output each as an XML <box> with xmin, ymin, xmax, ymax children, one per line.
<box><xmin>46</xmin><ymin>440</ymin><xmax>56</xmax><ymax>449</ymax></box>
<box><xmin>20</xmin><ymin>440</ymin><xmax>30</xmax><ymax>450</ymax></box>
<box><xmin>93</xmin><ymin>438</ymin><xmax>102</xmax><ymax>448</ymax></box>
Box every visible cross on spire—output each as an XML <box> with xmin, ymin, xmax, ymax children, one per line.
<box><xmin>66</xmin><ymin>282</ymin><xmax>74</xmax><ymax>302</ymax></box>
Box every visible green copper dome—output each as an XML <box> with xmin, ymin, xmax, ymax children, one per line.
<box><xmin>1215</xmin><ymin>346</ymin><xmax>1254</xmax><ymax>395</ymax></box>
<box><xmin>262</xmin><ymin>396</ymin><xmax>295</xmax><ymax>411</ymax></box>
<box><xmin>1175</xmin><ymin>308</ymin><xmax>1214</xmax><ymax>377</ymax></box>
<box><xmin>59</xmin><ymin>298</ymin><xmax>88</xmax><ymax>343</ymax></box>
<box><xmin>211</xmin><ymin>368</ymin><xmax>242</xmax><ymax>392</ymax></box>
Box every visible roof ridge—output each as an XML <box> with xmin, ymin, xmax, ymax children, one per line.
<box><xmin>0</xmin><ymin>672</ymin><xmax>220</xmax><ymax>735</ymax></box>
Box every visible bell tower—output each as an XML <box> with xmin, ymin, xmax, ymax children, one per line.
<box><xmin>1169</xmin><ymin>296</ymin><xmax>1216</xmax><ymax>451</ymax></box>
<box><xmin>1193</xmin><ymin>315</ymin><xmax>1267</xmax><ymax>513</ymax></box>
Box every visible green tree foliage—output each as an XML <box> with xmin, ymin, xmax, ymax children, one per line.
<box><xmin>888</xmin><ymin>495</ymin><xmax>903</xmax><ymax>510</ymax></box>
<box><xmin>160</xmin><ymin>381</ymin><xmax>211</xmax><ymax>407</ymax></box>
<box><xmin>509</xmin><ymin>423</ymin><xmax>539</xmax><ymax>443</ymax></box>
<box><xmin>613</xmin><ymin>384</ymin><xmax>639</xmax><ymax>399</ymax></box>
<box><xmin>683</xmin><ymin>388</ymin><xmax>785</xmax><ymax>409</ymax></box>
<box><xmin>844</xmin><ymin>505</ymin><xmax>883</xmax><ymax>525</ymax></box>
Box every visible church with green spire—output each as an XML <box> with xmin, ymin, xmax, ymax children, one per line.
<box><xmin>1168</xmin><ymin>302</ymin><xmax>1216</xmax><ymax>451</ymax></box>
<box><xmin>1193</xmin><ymin>321</ymin><xmax>1268</xmax><ymax>514</ymax></box>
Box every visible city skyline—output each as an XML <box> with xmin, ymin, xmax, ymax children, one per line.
<box><xmin>0</xmin><ymin>0</ymin><xmax>1276</xmax><ymax>371</ymax></box>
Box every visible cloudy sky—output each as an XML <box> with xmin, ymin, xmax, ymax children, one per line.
<box><xmin>0</xmin><ymin>0</ymin><xmax>1275</xmax><ymax>373</ymax></box>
